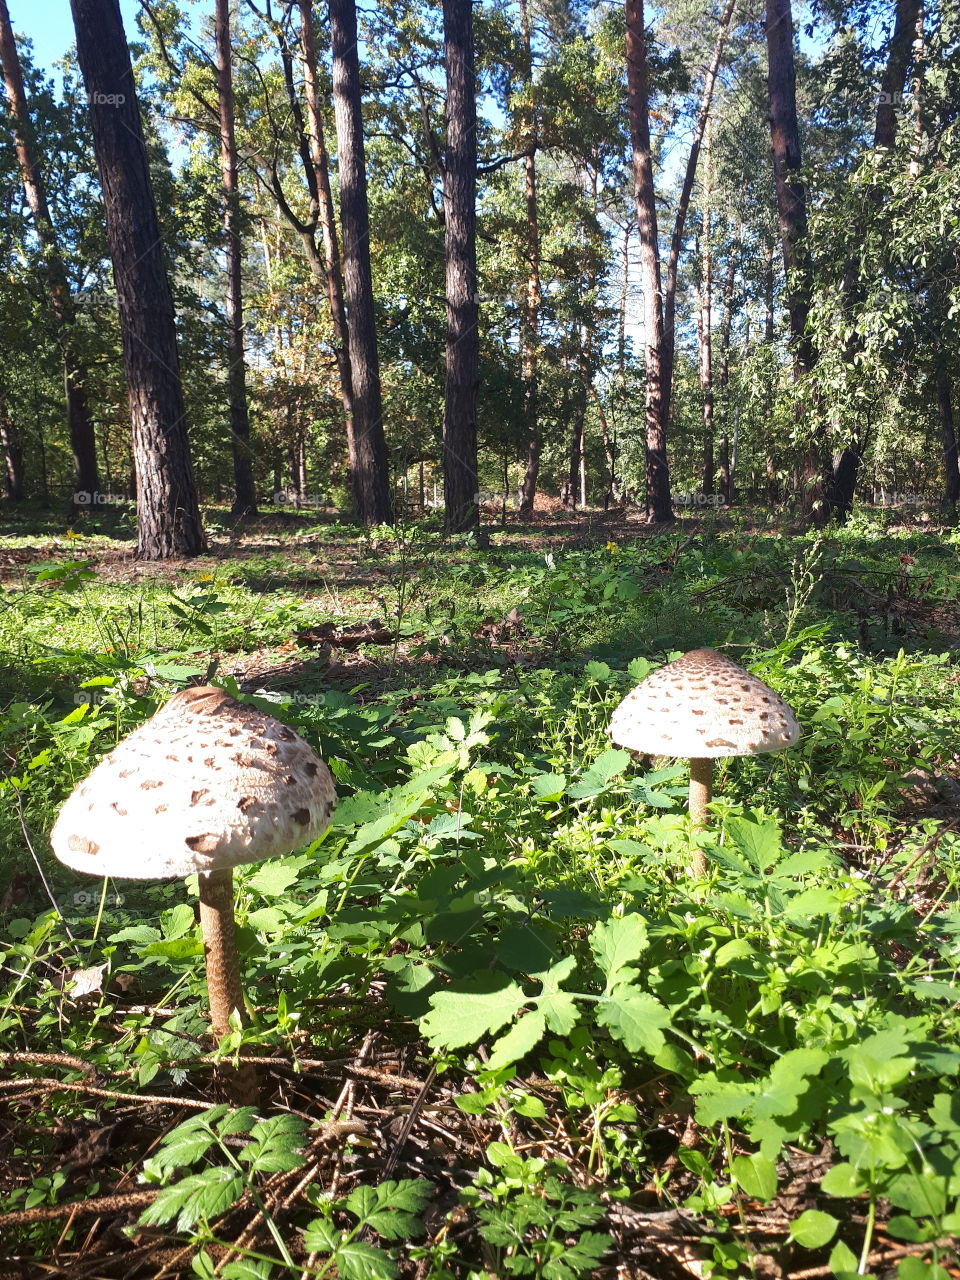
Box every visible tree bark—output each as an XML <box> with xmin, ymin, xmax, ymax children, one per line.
<box><xmin>938</xmin><ymin>366</ymin><xmax>960</xmax><ymax>510</ymax></box>
<box><xmin>517</xmin><ymin>0</ymin><xmax>541</xmax><ymax>521</ymax></box>
<box><xmin>830</xmin><ymin>0</ymin><xmax>920</xmax><ymax>518</ymax></box>
<box><xmin>698</xmin><ymin>121</ymin><xmax>714</xmax><ymax>496</ymax></box>
<box><xmin>440</xmin><ymin>0</ymin><xmax>480</xmax><ymax>532</ymax></box>
<box><xmin>661</xmin><ymin>0</ymin><xmax>737</xmax><ymax>431</ymax></box>
<box><xmin>216</xmin><ymin>0</ymin><xmax>257</xmax><ymax>518</ymax></box>
<box><xmin>0</xmin><ymin>0</ymin><xmax>100</xmax><ymax>508</ymax></box>
<box><xmin>298</xmin><ymin>0</ymin><xmax>361</xmax><ymax>510</ymax></box>
<box><xmin>626</xmin><ymin>0</ymin><xmax>672</xmax><ymax>522</ymax></box>
<box><xmin>329</xmin><ymin>0</ymin><xmax>392</xmax><ymax>525</ymax></box>
<box><xmin>0</xmin><ymin>402</ymin><xmax>25</xmax><ymax>499</ymax></box>
<box><xmin>716</xmin><ymin>234</ymin><xmax>737</xmax><ymax>504</ymax></box>
<box><xmin>70</xmin><ymin>0</ymin><xmax>205</xmax><ymax>558</ymax></box>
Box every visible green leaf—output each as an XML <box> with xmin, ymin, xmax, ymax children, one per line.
<box><xmin>328</xmin><ymin>1241</ymin><xmax>398</xmax><ymax>1280</ymax></box>
<box><xmin>566</xmin><ymin>749</ymin><xmax>631</xmax><ymax>799</ymax></box>
<box><xmin>731</xmin><ymin>1153</ymin><xmax>778</xmax><ymax>1202</ymax></box>
<box><xmin>537</xmin><ymin>989</ymin><xmax>579</xmax><ymax>1035</ymax></box>
<box><xmin>139</xmin><ymin>1168</ymin><xmax>244</xmax><ymax>1231</ymax></box>
<box><xmin>245</xmin><ymin>860</ymin><xmax>304</xmax><ymax>897</ymax></box>
<box><xmin>820</xmin><ymin>1162</ymin><xmax>867</xmax><ymax>1197</ymax></box>
<box><xmin>590</xmin><ymin>914</ymin><xmax>649</xmax><ymax>990</ymax></box>
<box><xmin>896</xmin><ymin>1259</ymin><xmax>952</xmax><ymax>1280</ymax></box>
<box><xmin>161</xmin><ymin>904</ymin><xmax>196</xmax><ymax>939</ymax></box>
<box><xmin>726</xmin><ymin>816</ymin><xmax>783</xmax><ymax>872</ymax></box>
<box><xmin>302</xmin><ymin>1217</ymin><xmax>339</xmax><ymax>1251</ymax></box>
<box><xmin>240</xmin><ymin>1115</ymin><xmax>307</xmax><ymax>1173</ymax></box>
<box><xmin>828</xmin><ymin>1238</ymin><xmax>860</xmax><ymax>1278</ymax></box>
<box><xmin>788</xmin><ymin>1209</ymin><xmax>839</xmax><ymax>1248</ymax></box>
<box><xmin>141</xmin><ymin>938</ymin><xmax>205</xmax><ymax>959</ymax></box>
<box><xmin>420</xmin><ymin>977</ymin><xmax>527</xmax><ymax>1049</ymax></box>
<box><xmin>531</xmin><ymin>772</ymin><xmax>567</xmax><ymax>800</ymax></box>
<box><xmin>486</xmin><ymin>1011</ymin><xmax>546</xmax><ymax>1072</ymax></box>
<box><xmin>596</xmin><ymin>992</ymin><xmax>670</xmax><ymax>1054</ymax></box>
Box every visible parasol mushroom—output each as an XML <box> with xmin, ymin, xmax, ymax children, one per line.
<box><xmin>609</xmin><ymin>649</ymin><xmax>799</xmax><ymax>875</ymax></box>
<box><xmin>51</xmin><ymin>685</ymin><xmax>337</xmax><ymax>1103</ymax></box>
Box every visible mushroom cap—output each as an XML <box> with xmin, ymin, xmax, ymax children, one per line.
<box><xmin>51</xmin><ymin>686</ymin><xmax>337</xmax><ymax>879</ymax></box>
<box><xmin>609</xmin><ymin>649</ymin><xmax>800</xmax><ymax>759</ymax></box>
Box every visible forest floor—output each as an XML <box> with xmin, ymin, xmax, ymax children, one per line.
<box><xmin>1</xmin><ymin>501</ymin><xmax>960</xmax><ymax>1280</ymax></box>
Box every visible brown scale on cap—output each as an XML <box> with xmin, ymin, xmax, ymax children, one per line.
<box><xmin>610</xmin><ymin>649</ymin><xmax>800</xmax><ymax>760</ymax></box>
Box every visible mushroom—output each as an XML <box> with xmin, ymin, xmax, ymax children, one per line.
<box><xmin>609</xmin><ymin>649</ymin><xmax>799</xmax><ymax>875</ymax></box>
<box><xmin>51</xmin><ymin>686</ymin><xmax>337</xmax><ymax>1103</ymax></box>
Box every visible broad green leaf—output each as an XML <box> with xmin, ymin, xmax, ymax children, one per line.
<box><xmin>828</xmin><ymin>1238</ymin><xmax>860</xmax><ymax>1278</ymax></box>
<box><xmin>420</xmin><ymin>978</ymin><xmax>527</xmax><ymax>1049</ymax></box>
<box><xmin>332</xmin><ymin>1241</ymin><xmax>399</xmax><ymax>1280</ymax></box>
<box><xmin>896</xmin><ymin>1259</ymin><xmax>952</xmax><ymax>1280</ymax></box>
<box><xmin>789</xmin><ymin>1209</ymin><xmax>839</xmax><ymax>1248</ymax></box>
<box><xmin>537</xmin><ymin>989</ymin><xmax>579</xmax><ymax>1035</ymax></box>
<box><xmin>566</xmin><ymin>749</ymin><xmax>631</xmax><ymax>799</ymax></box>
<box><xmin>240</xmin><ymin>1115</ymin><xmax>307</xmax><ymax>1173</ymax></box>
<box><xmin>161</xmin><ymin>904</ymin><xmax>196</xmax><ymax>940</ymax></box>
<box><xmin>486</xmin><ymin>1011</ymin><xmax>546</xmax><ymax>1072</ymax></box>
<box><xmin>531</xmin><ymin>772</ymin><xmax>567</xmax><ymax>800</ymax></box>
<box><xmin>245</xmin><ymin>860</ymin><xmax>303</xmax><ymax>897</ymax></box>
<box><xmin>731</xmin><ymin>1153</ymin><xmax>777</xmax><ymax>1202</ymax></box>
<box><xmin>141</xmin><ymin>938</ymin><xmax>205</xmax><ymax>959</ymax></box>
<box><xmin>820</xmin><ymin>1162</ymin><xmax>867</xmax><ymax>1197</ymax></box>
<box><xmin>596</xmin><ymin>992</ymin><xmax>670</xmax><ymax>1054</ymax></box>
<box><xmin>726</xmin><ymin>816</ymin><xmax>783</xmax><ymax>872</ymax></box>
<box><xmin>302</xmin><ymin>1217</ymin><xmax>339</xmax><ymax>1251</ymax></box>
<box><xmin>590</xmin><ymin>914</ymin><xmax>649</xmax><ymax>989</ymax></box>
<box><xmin>139</xmin><ymin>1168</ymin><xmax>243</xmax><ymax>1230</ymax></box>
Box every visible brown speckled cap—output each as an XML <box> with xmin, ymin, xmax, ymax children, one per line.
<box><xmin>609</xmin><ymin>649</ymin><xmax>800</xmax><ymax>758</ymax></box>
<box><xmin>51</xmin><ymin>686</ymin><xmax>337</xmax><ymax>878</ymax></box>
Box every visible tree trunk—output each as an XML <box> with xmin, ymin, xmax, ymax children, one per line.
<box><xmin>661</xmin><ymin>0</ymin><xmax>737</xmax><ymax>430</ymax></box>
<box><xmin>567</xmin><ymin>326</ymin><xmax>591</xmax><ymax>510</ymax></box>
<box><xmin>216</xmin><ymin>0</ymin><xmax>257</xmax><ymax>518</ymax></box>
<box><xmin>831</xmin><ymin>0</ymin><xmax>920</xmax><ymax>518</ymax></box>
<box><xmin>0</xmin><ymin>0</ymin><xmax>100</xmax><ymax>508</ymax></box>
<box><xmin>70</xmin><ymin>0</ymin><xmax>205</xmax><ymax>558</ymax></box>
<box><xmin>938</xmin><ymin>366</ymin><xmax>960</xmax><ymax>510</ymax></box>
<box><xmin>626</xmin><ymin>0</ymin><xmax>672</xmax><ymax>523</ymax></box>
<box><xmin>517</xmin><ymin>0</ymin><xmax>541</xmax><ymax>521</ymax></box>
<box><xmin>298</xmin><ymin>0</ymin><xmax>360</xmax><ymax>510</ymax></box>
<box><xmin>716</xmin><ymin>235</ymin><xmax>737</xmax><ymax>504</ymax></box>
<box><xmin>698</xmin><ymin>121</ymin><xmax>714</xmax><ymax>496</ymax></box>
<box><xmin>0</xmin><ymin>403</ymin><xmax>25</xmax><ymax>499</ymax></box>
<box><xmin>329</xmin><ymin>0</ymin><xmax>391</xmax><ymax>525</ymax></box>
<box><xmin>440</xmin><ymin>0</ymin><xmax>480</xmax><ymax>532</ymax></box>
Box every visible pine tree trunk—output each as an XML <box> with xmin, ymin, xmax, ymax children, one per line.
<box><xmin>766</xmin><ymin>0</ymin><xmax>825</xmax><ymax>515</ymax></box>
<box><xmin>716</xmin><ymin>236</ymin><xmax>737</xmax><ymax>504</ymax></box>
<box><xmin>831</xmin><ymin>0</ymin><xmax>920</xmax><ymax>518</ymax></box>
<box><xmin>441</xmin><ymin>0</ymin><xmax>480</xmax><ymax>532</ymax></box>
<box><xmin>517</xmin><ymin>0</ymin><xmax>541</xmax><ymax>521</ymax></box>
<box><xmin>70</xmin><ymin>0</ymin><xmax>205</xmax><ymax>558</ymax></box>
<box><xmin>699</xmin><ymin>122</ymin><xmax>714</xmax><ymax>496</ymax></box>
<box><xmin>216</xmin><ymin>0</ymin><xmax>257</xmax><ymax>518</ymax></box>
<box><xmin>938</xmin><ymin>367</ymin><xmax>960</xmax><ymax>510</ymax></box>
<box><xmin>626</xmin><ymin>0</ymin><xmax>672</xmax><ymax>523</ymax></box>
<box><xmin>661</xmin><ymin>0</ymin><xmax>737</xmax><ymax>430</ymax></box>
<box><xmin>0</xmin><ymin>0</ymin><xmax>100</xmax><ymax>508</ymax></box>
<box><xmin>329</xmin><ymin>0</ymin><xmax>391</xmax><ymax>525</ymax></box>
<box><xmin>298</xmin><ymin>0</ymin><xmax>360</xmax><ymax>506</ymax></box>
<box><xmin>0</xmin><ymin>402</ymin><xmax>24</xmax><ymax>500</ymax></box>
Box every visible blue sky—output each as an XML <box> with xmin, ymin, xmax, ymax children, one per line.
<box><xmin>14</xmin><ymin>0</ymin><xmax>143</xmax><ymax>80</ymax></box>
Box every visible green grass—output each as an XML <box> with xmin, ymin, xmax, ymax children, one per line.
<box><xmin>1</xmin><ymin>509</ymin><xmax>960</xmax><ymax>1277</ymax></box>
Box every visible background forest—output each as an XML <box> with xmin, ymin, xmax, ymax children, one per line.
<box><xmin>0</xmin><ymin>0</ymin><xmax>957</xmax><ymax>531</ymax></box>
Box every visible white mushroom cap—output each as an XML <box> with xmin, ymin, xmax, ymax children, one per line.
<box><xmin>51</xmin><ymin>686</ymin><xmax>337</xmax><ymax>878</ymax></box>
<box><xmin>609</xmin><ymin>649</ymin><xmax>800</xmax><ymax>759</ymax></box>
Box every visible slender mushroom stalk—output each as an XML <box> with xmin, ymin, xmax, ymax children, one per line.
<box><xmin>687</xmin><ymin>757</ymin><xmax>713</xmax><ymax>876</ymax></box>
<box><xmin>51</xmin><ymin>686</ymin><xmax>337</xmax><ymax>1108</ymax></box>
<box><xmin>609</xmin><ymin>649</ymin><xmax>799</xmax><ymax>877</ymax></box>
<box><xmin>198</xmin><ymin>867</ymin><xmax>258</xmax><ymax>1104</ymax></box>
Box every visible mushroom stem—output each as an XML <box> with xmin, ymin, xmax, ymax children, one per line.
<box><xmin>198</xmin><ymin>868</ymin><xmax>257</xmax><ymax>1105</ymax></box>
<box><xmin>688</xmin><ymin>757</ymin><xmax>712</xmax><ymax>877</ymax></box>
